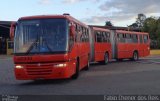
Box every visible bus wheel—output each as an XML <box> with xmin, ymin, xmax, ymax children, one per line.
<box><xmin>132</xmin><ymin>51</ymin><xmax>139</xmax><ymax>61</ymax></box>
<box><xmin>72</xmin><ymin>60</ymin><xmax>79</xmax><ymax>79</ymax></box>
<box><xmin>104</xmin><ymin>53</ymin><xmax>109</xmax><ymax>65</ymax></box>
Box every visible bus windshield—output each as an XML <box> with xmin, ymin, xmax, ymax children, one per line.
<box><xmin>14</xmin><ymin>18</ymin><xmax>69</xmax><ymax>54</ymax></box>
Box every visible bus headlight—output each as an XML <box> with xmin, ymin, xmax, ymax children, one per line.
<box><xmin>15</xmin><ymin>65</ymin><xmax>24</xmax><ymax>69</ymax></box>
<box><xmin>54</xmin><ymin>64</ymin><xmax>67</xmax><ymax>68</ymax></box>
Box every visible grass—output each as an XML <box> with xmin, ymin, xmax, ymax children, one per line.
<box><xmin>150</xmin><ymin>50</ymin><xmax>160</xmax><ymax>55</ymax></box>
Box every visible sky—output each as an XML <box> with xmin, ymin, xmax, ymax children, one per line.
<box><xmin>0</xmin><ymin>0</ymin><xmax>160</xmax><ymax>26</ymax></box>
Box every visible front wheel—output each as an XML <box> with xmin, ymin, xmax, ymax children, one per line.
<box><xmin>71</xmin><ymin>60</ymin><xmax>79</xmax><ymax>79</ymax></box>
<box><xmin>132</xmin><ymin>51</ymin><xmax>139</xmax><ymax>61</ymax></box>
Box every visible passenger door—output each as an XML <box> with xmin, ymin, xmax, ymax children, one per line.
<box><xmin>143</xmin><ymin>35</ymin><xmax>150</xmax><ymax>56</ymax></box>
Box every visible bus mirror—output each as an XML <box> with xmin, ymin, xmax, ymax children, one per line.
<box><xmin>70</xmin><ymin>25</ymin><xmax>75</xmax><ymax>36</ymax></box>
<box><xmin>10</xmin><ymin>22</ymin><xmax>16</xmax><ymax>40</ymax></box>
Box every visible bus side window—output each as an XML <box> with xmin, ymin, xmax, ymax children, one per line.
<box><xmin>139</xmin><ymin>35</ymin><xmax>143</xmax><ymax>43</ymax></box>
<box><xmin>80</xmin><ymin>26</ymin><xmax>83</xmax><ymax>42</ymax></box>
<box><xmin>76</xmin><ymin>24</ymin><xmax>78</xmax><ymax>32</ymax></box>
<box><xmin>75</xmin><ymin>24</ymin><xmax>78</xmax><ymax>42</ymax></box>
<box><xmin>69</xmin><ymin>23</ymin><xmax>75</xmax><ymax>50</ymax></box>
<box><xmin>132</xmin><ymin>34</ymin><xmax>138</xmax><ymax>43</ymax></box>
<box><xmin>144</xmin><ymin>35</ymin><xmax>149</xmax><ymax>43</ymax></box>
<box><xmin>85</xmin><ymin>29</ymin><xmax>89</xmax><ymax>42</ymax></box>
<box><xmin>94</xmin><ymin>31</ymin><xmax>97</xmax><ymax>42</ymax></box>
<box><xmin>86</xmin><ymin>29</ymin><xmax>89</xmax><ymax>42</ymax></box>
<box><xmin>118</xmin><ymin>33</ymin><xmax>125</xmax><ymax>43</ymax></box>
<box><xmin>102</xmin><ymin>32</ymin><xmax>107</xmax><ymax>42</ymax></box>
<box><xmin>96</xmin><ymin>31</ymin><xmax>102</xmax><ymax>43</ymax></box>
<box><xmin>85</xmin><ymin>28</ymin><xmax>88</xmax><ymax>42</ymax></box>
<box><xmin>105</xmin><ymin>32</ymin><xmax>110</xmax><ymax>43</ymax></box>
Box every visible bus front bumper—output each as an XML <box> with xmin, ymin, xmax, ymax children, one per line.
<box><xmin>14</xmin><ymin>62</ymin><xmax>76</xmax><ymax>80</ymax></box>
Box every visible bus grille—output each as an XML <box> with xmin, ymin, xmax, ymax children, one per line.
<box><xmin>26</xmin><ymin>64</ymin><xmax>53</xmax><ymax>76</ymax></box>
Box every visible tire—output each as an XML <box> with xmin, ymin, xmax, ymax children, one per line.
<box><xmin>132</xmin><ymin>51</ymin><xmax>139</xmax><ymax>61</ymax></box>
<box><xmin>104</xmin><ymin>53</ymin><xmax>109</xmax><ymax>65</ymax></box>
<box><xmin>72</xmin><ymin>60</ymin><xmax>79</xmax><ymax>79</ymax></box>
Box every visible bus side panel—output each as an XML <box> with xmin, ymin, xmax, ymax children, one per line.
<box><xmin>68</xmin><ymin>42</ymin><xmax>79</xmax><ymax>77</ymax></box>
<box><xmin>127</xmin><ymin>43</ymin><xmax>139</xmax><ymax>58</ymax></box>
<box><xmin>138</xmin><ymin>44</ymin><xmax>144</xmax><ymax>57</ymax></box>
<box><xmin>80</xmin><ymin>42</ymin><xmax>90</xmax><ymax>69</ymax></box>
<box><xmin>117</xmin><ymin>43</ymin><xmax>128</xmax><ymax>59</ymax></box>
<box><xmin>78</xmin><ymin>28</ymin><xmax>90</xmax><ymax>70</ymax></box>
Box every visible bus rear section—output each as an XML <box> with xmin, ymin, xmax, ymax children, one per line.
<box><xmin>12</xmin><ymin>14</ymin><xmax>90</xmax><ymax>80</ymax></box>
<box><xmin>89</xmin><ymin>27</ymin><xmax>112</xmax><ymax>64</ymax></box>
<box><xmin>110</xmin><ymin>30</ymin><xmax>150</xmax><ymax>60</ymax></box>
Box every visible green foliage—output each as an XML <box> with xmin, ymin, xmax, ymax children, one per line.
<box><xmin>142</xmin><ymin>17</ymin><xmax>157</xmax><ymax>39</ymax></box>
<box><xmin>131</xmin><ymin>14</ymin><xmax>160</xmax><ymax>49</ymax></box>
<box><xmin>136</xmin><ymin>13</ymin><xmax>146</xmax><ymax>28</ymax></box>
<box><xmin>105</xmin><ymin>21</ymin><xmax>113</xmax><ymax>27</ymax></box>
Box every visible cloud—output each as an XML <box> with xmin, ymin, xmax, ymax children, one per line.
<box><xmin>62</xmin><ymin>0</ymin><xmax>100</xmax><ymax>4</ymax></box>
<box><xmin>83</xmin><ymin>0</ymin><xmax>160</xmax><ymax>26</ymax></box>
<box><xmin>39</xmin><ymin>0</ymin><xmax>52</xmax><ymax>5</ymax></box>
<box><xmin>99</xmin><ymin>0</ymin><xmax>160</xmax><ymax>14</ymax></box>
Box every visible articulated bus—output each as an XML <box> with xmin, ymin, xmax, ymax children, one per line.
<box><xmin>89</xmin><ymin>28</ymin><xmax>150</xmax><ymax>63</ymax></box>
<box><xmin>10</xmin><ymin>14</ymin><xmax>150</xmax><ymax>80</ymax></box>
<box><xmin>89</xmin><ymin>27</ymin><xmax>112</xmax><ymax>64</ymax></box>
<box><xmin>110</xmin><ymin>30</ymin><xmax>150</xmax><ymax>61</ymax></box>
<box><xmin>11</xmin><ymin>14</ymin><xmax>90</xmax><ymax>80</ymax></box>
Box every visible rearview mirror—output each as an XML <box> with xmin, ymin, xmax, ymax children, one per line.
<box><xmin>10</xmin><ymin>22</ymin><xmax>16</xmax><ymax>40</ymax></box>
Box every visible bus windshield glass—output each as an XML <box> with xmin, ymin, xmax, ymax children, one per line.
<box><xmin>14</xmin><ymin>18</ymin><xmax>69</xmax><ymax>54</ymax></box>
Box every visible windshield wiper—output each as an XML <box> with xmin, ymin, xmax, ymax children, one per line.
<box><xmin>26</xmin><ymin>38</ymin><xmax>39</xmax><ymax>54</ymax></box>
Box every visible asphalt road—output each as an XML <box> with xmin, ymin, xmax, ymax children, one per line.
<box><xmin>0</xmin><ymin>56</ymin><xmax>160</xmax><ymax>95</ymax></box>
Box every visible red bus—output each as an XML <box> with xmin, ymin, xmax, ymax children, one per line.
<box><xmin>110</xmin><ymin>30</ymin><xmax>150</xmax><ymax>61</ymax></box>
<box><xmin>11</xmin><ymin>14</ymin><xmax>90</xmax><ymax>80</ymax></box>
<box><xmin>89</xmin><ymin>27</ymin><xmax>112</xmax><ymax>64</ymax></box>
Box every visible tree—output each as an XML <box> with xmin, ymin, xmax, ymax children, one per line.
<box><xmin>156</xmin><ymin>17</ymin><xmax>160</xmax><ymax>48</ymax></box>
<box><xmin>130</xmin><ymin>14</ymin><xmax>160</xmax><ymax>49</ymax></box>
<box><xmin>142</xmin><ymin>17</ymin><xmax>159</xmax><ymax>48</ymax></box>
<box><xmin>105</xmin><ymin>21</ymin><xmax>113</xmax><ymax>27</ymax></box>
<box><xmin>129</xmin><ymin>23</ymin><xmax>138</xmax><ymax>28</ymax></box>
<box><xmin>142</xmin><ymin>17</ymin><xmax>157</xmax><ymax>39</ymax></box>
<box><xmin>136</xmin><ymin>13</ymin><xmax>146</xmax><ymax>28</ymax></box>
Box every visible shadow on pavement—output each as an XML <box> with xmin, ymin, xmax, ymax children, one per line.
<box><xmin>19</xmin><ymin>79</ymin><xmax>72</xmax><ymax>86</ymax></box>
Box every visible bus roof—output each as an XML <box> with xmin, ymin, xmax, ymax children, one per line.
<box><xmin>18</xmin><ymin>14</ymin><xmax>88</xmax><ymax>28</ymax></box>
<box><xmin>116</xmin><ymin>30</ymin><xmax>149</xmax><ymax>35</ymax></box>
<box><xmin>92</xmin><ymin>27</ymin><xmax>110</xmax><ymax>32</ymax></box>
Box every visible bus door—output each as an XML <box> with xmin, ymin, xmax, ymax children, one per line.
<box><xmin>117</xmin><ymin>33</ymin><xmax>127</xmax><ymax>59</ymax></box>
<box><xmin>130</xmin><ymin>34</ymin><xmax>139</xmax><ymax>58</ymax></box>
<box><xmin>79</xmin><ymin>27</ymin><xmax>88</xmax><ymax>69</ymax></box>
<box><xmin>126</xmin><ymin>34</ymin><xmax>133</xmax><ymax>58</ymax></box>
<box><xmin>94</xmin><ymin>31</ymin><xmax>102</xmax><ymax>61</ymax></box>
<box><xmin>143</xmin><ymin>35</ymin><xmax>150</xmax><ymax>56</ymax></box>
<box><xmin>139</xmin><ymin>35</ymin><xmax>144</xmax><ymax>57</ymax></box>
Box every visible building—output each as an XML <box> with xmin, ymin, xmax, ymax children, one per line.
<box><xmin>0</xmin><ymin>21</ymin><xmax>13</xmax><ymax>55</ymax></box>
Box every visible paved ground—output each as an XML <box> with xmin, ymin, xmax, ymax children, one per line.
<box><xmin>0</xmin><ymin>55</ymin><xmax>160</xmax><ymax>95</ymax></box>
